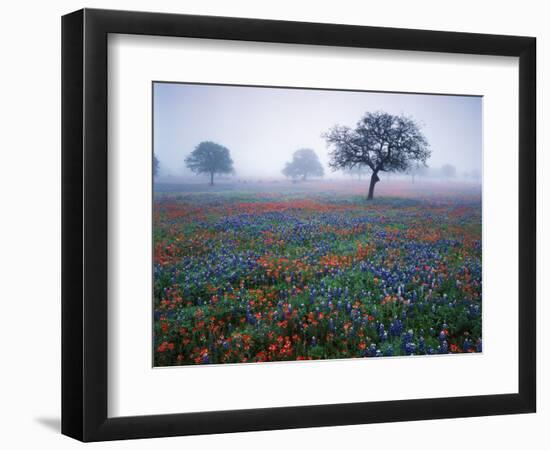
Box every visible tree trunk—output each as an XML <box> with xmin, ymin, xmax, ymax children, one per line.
<box><xmin>367</xmin><ymin>171</ymin><xmax>380</xmax><ymax>200</ymax></box>
<box><xmin>210</xmin><ymin>172</ymin><xmax>214</xmax><ymax>186</ymax></box>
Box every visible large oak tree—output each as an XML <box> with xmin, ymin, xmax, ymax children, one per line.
<box><xmin>185</xmin><ymin>141</ymin><xmax>234</xmax><ymax>186</ymax></box>
<box><xmin>325</xmin><ymin>112</ymin><xmax>430</xmax><ymax>199</ymax></box>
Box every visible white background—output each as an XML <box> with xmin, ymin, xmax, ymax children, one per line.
<box><xmin>0</xmin><ymin>0</ymin><xmax>546</xmax><ymax>448</ymax></box>
<box><xmin>109</xmin><ymin>35</ymin><xmax>518</xmax><ymax>417</ymax></box>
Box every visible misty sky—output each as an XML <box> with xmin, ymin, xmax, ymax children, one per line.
<box><xmin>153</xmin><ymin>82</ymin><xmax>482</xmax><ymax>179</ymax></box>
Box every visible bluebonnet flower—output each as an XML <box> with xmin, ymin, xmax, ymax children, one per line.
<box><xmin>309</xmin><ymin>289</ymin><xmax>316</xmax><ymax>305</ymax></box>
<box><xmin>418</xmin><ymin>336</ymin><xmax>426</xmax><ymax>354</ymax></box>
<box><xmin>476</xmin><ymin>338</ymin><xmax>482</xmax><ymax>352</ymax></box>
<box><xmin>404</xmin><ymin>342</ymin><xmax>417</xmax><ymax>355</ymax></box>
<box><xmin>366</xmin><ymin>343</ymin><xmax>377</xmax><ymax>357</ymax></box>
<box><xmin>389</xmin><ymin>319</ymin><xmax>403</xmax><ymax>337</ymax></box>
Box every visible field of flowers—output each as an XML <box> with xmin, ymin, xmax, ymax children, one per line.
<box><xmin>153</xmin><ymin>185</ymin><xmax>482</xmax><ymax>366</ymax></box>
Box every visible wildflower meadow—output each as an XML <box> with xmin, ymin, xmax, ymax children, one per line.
<box><xmin>153</xmin><ymin>181</ymin><xmax>482</xmax><ymax>366</ymax></box>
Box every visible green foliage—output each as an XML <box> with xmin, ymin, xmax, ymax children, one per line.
<box><xmin>185</xmin><ymin>141</ymin><xmax>234</xmax><ymax>185</ymax></box>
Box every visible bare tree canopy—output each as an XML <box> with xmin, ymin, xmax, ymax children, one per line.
<box><xmin>185</xmin><ymin>141</ymin><xmax>234</xmax><ymax>185</ymax></box>
<box><xmin>325</xmin><ymin>111</ymin><xmax>431</xmax><ymax>199</ymax></box>
<box><xmin>282</xmin><ymin>148</ymin><xmax>324</xmax><ymax>181</ymax></box>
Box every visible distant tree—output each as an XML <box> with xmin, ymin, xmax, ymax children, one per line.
<box><xmin>185</xmin><ymin>141</ymin><xmax>234</xmax><ymax>186</ymax></box>
<box><xmin>153</xmin><ymin>154</ymin><xmax>159</xmax><ymax>178</ymax></box>
<box><xmin>282</xmin><ymin>148</ymin><xmax>324</xmax><ymax>181</ymax></box>
<box><xmin>325</xmin><ymin>111</ymin><xmax>430</xmax><ymax>200</ymax></box>
<box><xmin>468</xmin><ymin>169</ymin><xmax>481</xmax><ymax>182</ymax></box>
<box><xmin>343</xmin><ymin>164</ymin><xmax>370</xmax><ymax>180</ymax></box>
<box><xmin>441</xmin><ymin>164</ymin><xmax>457</xmax><ymax>179</ymax></box>
<box><xmin>408</xmin><ymin>162</ymin><xmax>429</xmax><ymax>184</ymax></box>
<box><xmin>408</xmin><ymin>163</ymin><xmax>419</xmax><ymax>184</ymax></box>
<box><xmin>417</xmin><ymin>164</ymin><xmax>429</xmax><ymax>179</ymax></box>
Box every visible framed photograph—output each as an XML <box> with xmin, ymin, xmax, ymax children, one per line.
<box><xmin>62</xmin><ymin>8</ymin><xmax>536</xmax><ymax>442</ymax></box>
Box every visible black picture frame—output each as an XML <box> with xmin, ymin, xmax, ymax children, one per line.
<box><xmin>62</xmin><ymin>8</ymin><xmax>536</xmax><ymax>442</ymax></box>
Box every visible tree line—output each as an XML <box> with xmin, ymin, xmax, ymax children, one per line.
<box><xmin>154</xmin><ymin>111</ymin><xmax>431</xmax><ymax>200</ymax></box>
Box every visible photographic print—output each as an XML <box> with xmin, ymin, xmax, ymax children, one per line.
<box><xmin>152</xmin><ymin>82</ymin><xmax>482</xmax><ymax>367</ymax></box>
